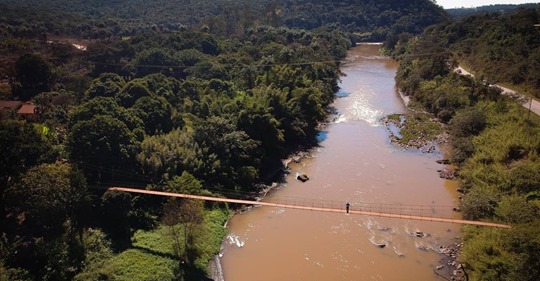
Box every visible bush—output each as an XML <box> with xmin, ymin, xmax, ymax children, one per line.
<box><xmin>461</xmin><ymin>187</ymin><xmax>500</xmax><ymax>220</ymax></box>
<box><xmin>451</xmin><ymin>136</ymin><xmax>474</xmax><ymax>164</ymax></box>
<box><xmin>449</xmin><ymin>107</ymin><xmax>487</xmax><ymax>138</ymax></box>
<box><xmin>508</xmin><ymin>161</ymin><xmax>540</xmax><ymax>194</ymax></box>
<box><xmin>495</xmin><ymin>195</ymin><xmax>537</xmax><ymax>224</ymax></box>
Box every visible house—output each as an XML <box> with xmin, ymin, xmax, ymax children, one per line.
<box><xmin>17</xmin><ymin>102</ymin><xmax>39</xmax><ymax>121</ymax></box>
<box><xmin>0</xmin><ymin>100</ymin><xmax>39</xmax><ymax>121</ymax></box>
<box><xmin>0</xmin><ymin>100</ymin><xmax>23</xmax><ymax>119</ymax></box>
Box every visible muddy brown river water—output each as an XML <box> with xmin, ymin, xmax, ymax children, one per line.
<box><xmin>220</xmin><ymin>44</ymin><xmax>461</xmax><ymax>281</ymax></box>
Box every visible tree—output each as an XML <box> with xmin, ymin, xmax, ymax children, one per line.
<box><xmin>100</xmin><ymin>190</ymin><xmax>134</xmax><ymax>248</ymax></box>
<box><xmin>72</xmin><ymin>229</ymin><xmax>114</xmax><ymax>281</ymax></box>
<box><xmin>67</xmin><ymin>115</ymin><xmax>139</xmax><ymax>183</ymax></box>
<box><xmin>6</xmin><ymin>162</ymin><xmax>88</xmax><ymax>238</ymax></box>
<box><xmin>131</xmin><ymin>96</ymin><xmax>173</xmax><ymax>135</ymax></box>
<box><xmin>12</xmin><ymin>54</ymin><xmax>53</xmax><ymax>101</ymax></box>
<box><xmin>4</xmin><ymin>163</ymin><xmax>89</xmax><ymax>281</ymax></box>
<box><xmin>69</xmin><ymin>97</ymin><xmax>144</xmax><ymax>132</ymax></box>
<box><xmin>495</xmin><ymin>195</ymin><xmax>537</xmax><ymax>224</ymax></box>
<box><xmin>505</xmin><ymin>221</ymin><xmax>540</xmax><ymax>281</ymax></box>
<box><xmin>508</xmin><ymin>161</ymin><xmax>540</xmax><ymax>194</ymax></box>
<box><xmin>84</xmin><ymin>80</ymin><xmax>122</xmax><ymax>100</ymax></box>
<box><xmin>449</xmin><ymin>107</ymin><xmax>487</xmax><ymax>138</ymax></box>
<box><xmin>238</xmin><ymin>109</ymin><xmax>284</xmax><ymax>155</ymax></box>
<box><xmin>0</xmin><ymin>120</ymin><xmax>54</xmax><ymax>207</ymax></box>
<box><xmin>142</xmin><ymin>73</ymin><xmax>183</xmax><ymax>106</ymax></box>
<box><xmin>461</xmin><ymin>227</ymin><xmax>518</xmax><ymax>281</ymax></box>
<box><xmin>116</xmin><ymin>81</ymin><xmax>152</xmax><ymax>108</ymax></box>
<box><xmin>161</xmin><ymin>199</ymin><xmax>204</xmax><ymax>264</ymax></box>
<box><xmin>176</xmin><ymin>47</ymin><xmax>206</xmax><ymax>64</ymax></box>
<box><xmin>134</xmin><ymin>48</ymin><xmax>178</xmax><ymax>77</ymax></box>
<box><xmin>83</xmin><ymin>73</ymin><xmax>126</xmax><ymax>101</ymax></box>
<box><xmin>187</xmin><ymin>60</ymin><xmax>228</xmax><ymax>81</ymax></box>
<box><xmin>461</xmin><ymin>187</ymin><xmax>500</xmax><ymax>220</ymax></box>
<box><xmin>165</xmin><ymin>171</ymin><xmax>204</xmax><ymax>195</ymax></box>
<box><xmin>137</xmin><ymin>129</ymin><xmax>200</xmax><ymax>179</ymax></box>
<box><xmin>192</xmin><ymin>116</ymin><xmax>260</xmax><ymax>189</ymax></box>
<box><xmin>33</xmin><ymin>90</ymin><xmax>76</xmax><ymax>125</ymax></box>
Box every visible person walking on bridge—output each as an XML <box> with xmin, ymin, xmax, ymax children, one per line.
<box><xmin>346</xmin><ymin>202</ymin><xmax>350</xmax><ymax>214</ymax></box>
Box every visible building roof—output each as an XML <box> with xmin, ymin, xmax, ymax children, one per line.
<box><xmin>17</xmin><ymin>102</ymin><xmax>36</xmax><ymax>115</ymax></box>
<box><xmin>0</xmin><ymin>100</ymin><xmax>23</xmax><ymax>111</ymax></box>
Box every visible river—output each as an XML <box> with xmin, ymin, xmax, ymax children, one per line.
<box><xmin>220</xmin><ymin>44</ymin><xmax>461</xmax><ymax>280</ymax></box>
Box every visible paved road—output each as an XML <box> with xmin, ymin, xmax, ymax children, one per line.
<box><xmin>455</xmin><ymin>66</ymin><xmax>540</xmax><ymax>116</ymax></box>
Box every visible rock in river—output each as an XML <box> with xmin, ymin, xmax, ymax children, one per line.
<box><xmin>296</xmin><ymin>173</ymin><xmax>309</xmax><ymax>182</ymax></box>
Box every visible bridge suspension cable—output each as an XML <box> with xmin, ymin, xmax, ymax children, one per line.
<box><xmin>107</xmin><ymin>186</ymin><xmax>511</xmax><ymax>229</ymax></box>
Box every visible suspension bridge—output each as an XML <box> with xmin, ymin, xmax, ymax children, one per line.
<box><xmin>107</xmin><ymin>186</ymin><xmax>511</xmax><ymax>229</ymax></box>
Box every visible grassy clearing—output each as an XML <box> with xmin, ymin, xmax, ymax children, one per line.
<box><xmin>75</xmin><ymin>208</ymin><xmax>229</xmax><ymax>281</ymax></box>
<box><xmin>106</xmin><ymin>249</ymin><xmax>176</xmax><ymax>281</ymax></box>
<box><xmin>193</xmin><ymin>209</ymin><xmax>229</xmax><ymax>270</ymax></box>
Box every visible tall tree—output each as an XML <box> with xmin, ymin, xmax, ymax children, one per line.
<box><xmin>0</xmin><ymin>120</ymin><xmax>54</xmax><ymax>209</ymax></box>
<box><xmin>192</xmin><ymin>116</ymin><xmax>260</xmax><ymax>189</ymax></box>
<box><xmin>12</xmin><ymin>54</ymin><xmax>53</xmax><ymax>101</ymax></box>
<box><xmin>4</xmin><ymin>163</ymin><xmax>89</xmax><ymax>281</ymax></box>
<box><xmin>67</xmin><ymin>115</ymin><xmax>139</xmax><ymax>183</ymax></box>
<box><xmin>131</xmin><ymin>96</ymin><xmax>174</xmax><ymax>135</ymax></box>
<box><xmin>6</xmin><ymin>162</ymin><xmax>88</xmax><ymax>239</ymax></box>
<box><xmin>162</xmin><ymin>198</ymin><xmax>204</xmax><ymax>264</ymax></box>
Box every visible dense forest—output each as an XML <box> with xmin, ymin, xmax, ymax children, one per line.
<box><xmin>0</xmin><ymin>0</ymin><xmax>447</xmax><ymax>40</ymax></box>
<box><xmin>0</xmin><ymin>0</ymin><xmax>450</xmax><ymax>280</ymax></box>
<box><xmin>447</xmin><ymin>3</ymin><xmax>539</xmax><ymax>18</ymax></box>
<box><xmin>393</xmin><ymin>6</ymin><xmax>540</xmax><ymax>280</ymax></box>
<box><xmin>1</xmin><ymin>26</ymin><xmax>351</xmax><ymax>280</ymax></box>
<box><xmin>2</xmin><ymin>0</ymin><xmax>539</xmax><ymax>280</ymax></box>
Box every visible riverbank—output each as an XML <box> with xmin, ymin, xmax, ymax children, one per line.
<box><xmin>389</xmin><ymin>89</ymin><xmax>465</xmax><ymax>280</ymax></box>
<box><xmin>218</xmin><ymin>44</ymin><xmax>462</xmax><ymax>281</ymax></box>
<box><xmin>207</xmin><ymin>150</ymin><xmax>313</xmax><ymax>281</ymax></box>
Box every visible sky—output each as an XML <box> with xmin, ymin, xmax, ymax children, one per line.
<box><xmin>435</xmin><ymin>0</ymin><xmax>539</xmax><ymax>9</ymax></box>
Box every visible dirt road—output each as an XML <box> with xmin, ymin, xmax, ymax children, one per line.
<box><xmin>455</xmin><ymin>66</ymin><xmax>540</xmax><ymax>116</ymax></box>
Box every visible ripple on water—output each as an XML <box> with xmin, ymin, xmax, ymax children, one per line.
<box><xmin>349</xmin><ymin>93</ymin><xmax>383</xmax><ymax>126</ymax></box>
<box><xmin>226</xmin><ymin>234</ymin><xmax>245</xmax><ymax>248</ymax></box>
<box><xmin>334</xmin><ymin>114</ymin><xmax>347</xmax><ymax>123</ymax></box>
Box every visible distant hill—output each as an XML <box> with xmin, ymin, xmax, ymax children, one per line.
<box><xmin>0</xmin><ymin>0</ymin><xmax>447</xmax><ymax>40</ymax></box>
<box><xmin>447</xmin><ymin>3</ymin><xmax>539</xmax><ymax>18</ymax></box>
<box><xmin>422</xmin><ymin>7</ymin><xmax>540</xmax><ymax>97</ymax></box>
<box><xmin>272</xmin><ymin>0</ymin><xmax>448</xmax><ymax>41</ymax></box>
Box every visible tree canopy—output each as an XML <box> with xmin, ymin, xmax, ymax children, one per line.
<box><xmin>0</xmin><ymin>0</ymin><xmax>453</xmax><ymax>280</ymax></box>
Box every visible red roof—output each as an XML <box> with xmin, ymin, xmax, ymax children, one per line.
<box><xmin>17</xmin><ymin>102</ymin><xmax>36</xmax><ymax>115</ymax></box>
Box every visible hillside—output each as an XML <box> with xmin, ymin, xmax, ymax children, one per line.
<box><xmin>0</xmin><ymin>0</ymin><xmax>447</xmax><ymax>39</ymax></box>
<box><xmin>447</xmin><ymin>3</ymin><xmax>539</xmax><ymax>18</ymax></box>
<box><xmin>394</xmin><ymin>6</ymin><xmax>540</xmax><ymax>98</ymax></box>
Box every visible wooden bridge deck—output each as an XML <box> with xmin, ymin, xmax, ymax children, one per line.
<box><xmin>108</xmin><ymin>187</ymin><xmax>511</xmax><ymax>229</ymax></box>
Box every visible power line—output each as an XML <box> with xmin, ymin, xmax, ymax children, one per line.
<box><xmin>88</xmin><ymin>51</ymin><xmax>453</xmax><ymax>70</ymax></box>
<box><xmin>91</xmin><ymin>59</ymin><xmax>343</xmax><ymax>70</ymax></box>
